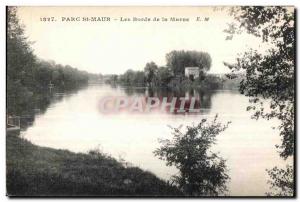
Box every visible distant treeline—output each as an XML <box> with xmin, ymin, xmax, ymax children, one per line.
<box><xmin>33</xmin><ymin>60</ymin><xmax>90</xmax><ymax>89</ymax></box>
<box><xmin>105</xmin><ymin>50</ymin><xmax>242</xmax><ymax>90</ymax></box>
<box><xmin>7</xmin><ymin>7</ymin><xmax>95</xmax><ymax>116</ymax></box>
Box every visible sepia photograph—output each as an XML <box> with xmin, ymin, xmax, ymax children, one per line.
<box><xmin>6</xmin><ymin>6</ymin><xmax>295</xmax><ymax>197</ymax></box>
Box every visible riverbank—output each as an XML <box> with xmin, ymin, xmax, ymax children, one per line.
<box><xmin>6</xmin><ymin>132</ymin><xmax>181</xmax><ymax>196</ymax></box>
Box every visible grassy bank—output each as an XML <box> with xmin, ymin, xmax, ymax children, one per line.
<box><xmin>6</xmin><ymin>132</ymin><xmax>181</xmax><ymax>196</ymax></box>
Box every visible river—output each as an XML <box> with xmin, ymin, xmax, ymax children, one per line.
<box><xmin>20</xmin><ymin>84</ymin><xmax>291</xmax><ymax>196</ymax></box>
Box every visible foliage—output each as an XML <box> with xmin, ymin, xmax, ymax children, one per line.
<box><xmin>198</xmin><ymin>75</ymin><xmax>224</xmax><ymax>90</ymax></box>
<box><xmin>7</xmin><ymin>7</ymin><xmax>36</xmax><ymax>116</ymax></box>
<box><xmin>157</xmin><ymin>66</ymin><xmax>174</xmax><ymax>86</ymax></box>
<box><xmin>166</xmin><ymin>50</ymin><xmax>212</xmax><ymax>75</ymax></box>
<box><xmin>7</xmin><ymin>7</ymin><xmax>36</xmax><ymax>88</ymax></box>
<box><xmin>224</xmin><ymin>6</ymin><xmax>295</xmax><ymax>196</ymax></box>
<box><xmin>224</xmin><ymin>6</ymin><xmax>295</xmax><ymax>159</ymax></box>
<box><xmin>144</xmin><ymin>62</ymin><xmax>159</xmax><ymax>86</ymax></box>
<box><xmin>7</xmin><ymin>7</ymin><xmax>91</xmax><ymax>116</ymax></box>
<box><xmin>105</xmin><ymin>51</ymin><xmax>222</xmax><ymax>89</ymax></box>
<box><xmin>266</xmin><ymin>165</ymin><xmax>294</xmax><ymax>196</ymax></box>
<box><xmin>108</xmin><ymin>63</ymin><xmax>174</xmax><ymax>87</ymax></box>
<box><xmin>114</xmin><ymin>69</ymin><xmax>145</xmax><ymax>86</ymax></box>
<box><xmin>132</xmin><ymin>71</ymin><xmax>146</xmax><ymax>85</ymax></box>
<box><xmin>154</xmin><ymin>115</ymin><xmax>230</xmax><ymax>196</ymax></box>
<box><xmin>34</xmin><ymin>60</ymin><xmax>89</xmax><ymax>89</ymax></box>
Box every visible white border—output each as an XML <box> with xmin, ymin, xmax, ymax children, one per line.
<box><xmin>0</xmin><ymin>0</ymin><xmax>299</xmax><ymax>201</ymax></box>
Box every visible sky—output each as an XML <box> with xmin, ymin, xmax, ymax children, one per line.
<box><xmin>17</xmin><ymin>6</ymin><xmax>264</xmax><ymax>74</ymax></box>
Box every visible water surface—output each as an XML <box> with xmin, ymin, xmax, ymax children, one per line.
<box><xmin>21</xmin><ymin>84</ymin><xmax>290</xmax><ymax>196</ymax></box>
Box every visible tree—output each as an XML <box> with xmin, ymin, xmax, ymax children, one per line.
<box><xmin>6</xmin><ymin>7</ymin><xmax>90</xmax><ymax>116</ymax></box>
<box><xmin>144</xmin><ymin>62</ymin><xmax>158</xmax><ymax>86</ymax></box>
<box><xmin>132</xmin><ymin>71</ymin><xmax>145</xmax><ymax>86</ymax></box>
<box><xmin>266</xmin><ymin>165</ymin><xmax>294</xmax><ymax>196</ymax></box>
<box><xmin>119</xmin><ymin>69</ymin><xmax>135</xmax><ymax>85</ymax></box>
<box><xmin>166</xmin><ymin>50</ymin><xmax>212</xmax><ymax>76</ymax></box>
<box><xmin>224</xmin><ymin>6</ymin><xmax>294</xmax><ymax>196</ymax></box>
<box><xmin>7</xmin><ymin>7</ymin><xmax>36</xmax><ymax>85</ymax></box>
<box><xmin>7</xmin><ymin>7</ymin><xmax>36</xmax><ymax>115</ymax></box>
<box><xmin>157</xmin><ymin>66</ymin><xmax>173</xmax><ymax>86</ymax></box>
<box><xmin>225</xmin><ymin>6</ymin><xmax>294</xmax><ymax>159</ymax></box>
<box><xmin>154</xmin><ymin>116</ymin><xmax>230</xmax><ymax>196</ymax></box>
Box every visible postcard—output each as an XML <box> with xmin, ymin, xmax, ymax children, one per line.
<box><xmin>6</xmin><ymin>6</ymin><xmax>295</xmax><ymax>197</ymax></box>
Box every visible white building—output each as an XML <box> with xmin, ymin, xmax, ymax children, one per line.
<box><xmin>185</xmin><ymin>67</ymin><xmax>200</xmax><ymax>79</ymax></box>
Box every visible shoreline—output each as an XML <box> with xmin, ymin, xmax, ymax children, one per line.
<box><xmin>6</xmin><ymin>133</ymin><xmax>181</xmax><ymax>196</ymax></box>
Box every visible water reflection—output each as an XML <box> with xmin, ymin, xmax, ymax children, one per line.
<box><xmin>114</xmin><ymin>86</ymin><xmax>214</xmax><ymax>115</ymax></box>
<box><xmin>7</xmin><ymin>85</ymin><xmax>88</xmax><ymax>130</ymax></box>
<box><xmin>20</xmin><ymin>84</ymin><xmax>290</xmax><ymax>196</ymax></box>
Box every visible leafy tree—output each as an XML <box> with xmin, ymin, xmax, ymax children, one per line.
<box><xmin>166</xmin><ymin>50</ymin><xmax>212</xmax><ymax>76</ymax></box>
<box><xmin>198</xmin><ymin>74</ymin><xmax>224</xmax><ymax>90</ymax></box>
<box><xmin>106</xmin><ymin>74</ymin><xmax>118</xmax><ymax>84</ymax></box>
<box><xmin>225</xmin><ymin>6</ymin><xmax>294</xmax><ymax>159</ymax></box>
<box><xmin>154</xmin><ymin>116</ymin><xmax>230</xmax><ymax>196</ymax></box>
<box><xmin>7</xmin><ymin>7</ymin><xmax>36</xmax><ymax>115</ymax></box>
<box><xmin>266</xmin><ymin>165</ymin><xmax>294</xmax><ymax>196</ymax></box>
<box><xmin>6</xmin><ymin>7</ymin><xmax>90</xmax><ymax>116</ymax></box>
<box><xmin>117</xmin><ymin>70</ymin><xmax>145</xmax><ymax>86</ymax></box>
<box><xmin>144</xmin><ymin>62</ymin><xmax>158</xmax><ymax>86</ymax></box>
<box><xmin>119</xmin><ymin>69</ymin><xmax>135</xmax><ymax>85</ymax></box>
<box><xmin>224</xmin><ymin>6</ymin><xmax>294</xmax><ymax>196</ymax></box>
<box><xmin>7</xmin><ymin>7</ymin><xmax>36</xmax><ymax>86</ymax></box>
<box><xmin>157</xmin><ymin>66</ymin><xmax>173</xmax><ymax>86</ymax></box>
<box><xmin>132</xmin><ymin>71</ymin><xmax>145</xmax><ymax>86</ymax></box>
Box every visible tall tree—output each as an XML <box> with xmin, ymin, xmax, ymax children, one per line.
<box><xmin>144</xmin><ymin>62</ymin><xmax>158</xmax><ymax>86</ymax></box>
<box><xmin>6</xmin><ymin>7</ymin><xmax>90</xmax><ymax>115</ymax></box>
<box><xmin>157</xmin><ymin>66</ymin><xmax>173</xmax><ymax>86</ymax></box>
<box><xmin>166</xmin><ymin>50</ymin><xmax>212</xmax><ymax>75</ymax></box>
<box><xmin>7</xmin><ymin>7</ymin><xmax>36</xmax><ymax>115</ymax></box>
<box><xmin>7</xmin><ymin>7</ymin><xmax>36</xmax><ymax>86</ymax></box>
